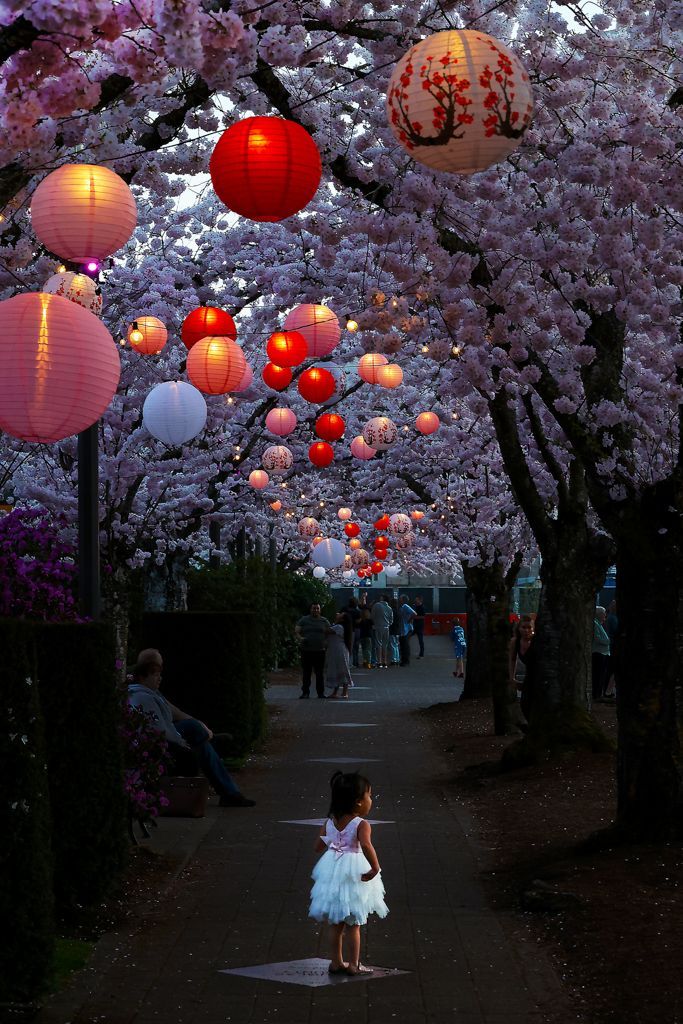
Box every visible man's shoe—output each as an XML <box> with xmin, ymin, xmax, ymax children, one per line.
<box><xmin>300</xmin><ymin>693</ymin><xmax>310</xmax><ymax>699</ymax></box>
<box><xmin>317</xmin><ymin>694</ymin><xmax>327</xmax><ymax>699</ymax></box>
<box><xmin>219</xmin><ymin>794</ymin><xmax>256</xmax><ymax>807</ymax></box>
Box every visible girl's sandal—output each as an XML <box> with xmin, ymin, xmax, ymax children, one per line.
<box><xmin>346</xmin><ymin>963</ymin><xmax>373</xmax><ymax>975</ymax></box>
<box><xmin>328</xmin><ymin>963</ymin><xmax>348</xmax><ymax>975</ymax></box>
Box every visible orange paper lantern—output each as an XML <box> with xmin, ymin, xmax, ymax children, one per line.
<box><xmin>416</xmin><ymin>412</ymin><xmax>440</xmax><ymax>434</ymax></box>
<box><xmin>375</xmin><ymin>363</ymin><xmax>403</xmax><ymax>389</ymax></box>
<box><xmin>298</xmin><ymin>367</ymin><xmax>335</xmax><ymax>403</ymax></box>
<box><xmin>127</xmin><ymin>315</ymin><xmax>167</xmax><ymax>355</ymax></box>
<box><xmin>0</xmin><ymin>292</ymin><xmax>120</xmax><ymax>443</ymax></box>
<box><xmin>309</xmin><ymin>441</ymin><xmax>334</xmax><ymax>467</ymax></box>
<box><xmin>411</xmin><ymin>510</ymin><xmax>425</xmax><ymax>521</ymax></box>
<box><xmin>262</xmin><ymin>362</ymin><xmax>293</xmax><ymax>391</ymax></box>
<box><xmin>358</xmin><ymin>352</ymin><xmax>388</xmax><ymax>383</ymax></box>
<box><xmin>349</xmin><ymin>538</ymin><xmax>362</xmax><ymax>550</ymax></box>
<box><xmin>234</xmin><ymin>360</ymin><xmax>254</xmax><ymax>392</ymax></box>
<box><xmin>266</xmin><ymin>329</ymin><xmax>308</xmax><ymax>367</ymax></box>
<box><xmin>209</xmin><ymin>116</ymin><xmax>322</xmax><ymax>222</ymax></box>
<box><xmin>31</xmin><ymin>164</ymin><xmax>137</xmax><ymax>261</ymax></box>
<box><xmin>186</xmin><ymin>336</ymin><xmax>247</xmax><ymax>394</ymax></box>
<box><xmin>315</xmin><ymin>413</ymin><xmax>345</xmax><ymax>441</ymax></box>
<box><xmin>249</xmin><ymin>470</ymin><xmax>270</xmax><ymax>489</ymax></box>
<box><xmin>181</xmin><ymin>306</ymin><xmax>237</xmax><ymax>349</ymax></box>
<box><xmin>270</xmin><ymin>500</ymin><xmax>282</xmax><ymax>511</ymax></box>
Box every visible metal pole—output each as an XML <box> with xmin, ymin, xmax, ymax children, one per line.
<box><xmin>269</xmin><ymin>537</ymin><xmax>278</xmax><ymax>671</ymax></box>
<box><xmin>78</xmin><ymin>422</ymin><xmax>101</xmax><ymax>619</ymax></box>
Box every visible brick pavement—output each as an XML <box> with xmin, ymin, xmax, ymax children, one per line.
<box><xmin>37</xmin><ymin>635</ymin><xmax>564</xmax><ymax>1024</ymax></box>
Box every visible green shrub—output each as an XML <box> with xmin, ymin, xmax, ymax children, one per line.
<box><xmin>0</xmin><ymin>619</ymin><xmax>54</xmax><ymax>1002</ymax></box>
<box><xmin>35</xmin><ymin>623</ymin><xmax>128</xmax><ymax>916</ymax></box>
<box><xmin>141</xmin><ymin>612</ymin><xmax>265</xmax><ymax>757</ymax></box>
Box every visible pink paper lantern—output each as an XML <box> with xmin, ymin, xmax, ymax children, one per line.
<box><xmin>234</xmin><ymin>360</ymin><xmax>254</xmax><ymax>393</ymax></box>
<box><xmin>415</xmin><ymin>411</ymin><xmax>440</xmax><ymax>434</ymax></box>
<box><xmin>358</xmin><ymin>352</ymin><xmax>388</xmax><ymax>383</ymax></box>
<box><xmin>31</xmin><ymin>164</ymin><xmax>137</xmax><ymax>261</ymax></box>
<box><xmin>350</xmin><ymin>435</ymin><xmax>377</xmax><ymax>460</ymax></box>
<box><xmin>265</xmin><ymin>407</ymin><xmax>297</xmax><ymax>437</ymax></box>
<box><xmin>249</xmin><ymin>470</ymin><xmax>270</xmax><ymax>489</ymax></box>
<box><xmin>186</xmin><ymin>336</ymin><xmax>247</xmax><ymax>394</ymax></box>
<box><xmin>338</xmin><ymin>507</ymin><xmax>352</xmax><ymax>521</ymax></box>
<box><xmin>0</xmin><ymin>292</ymin><xmax>120</xmax><ymax>443</ymax></box>
<box><xmin>284</xmin><ymin>304</ymin><xmax>341</xmax><ymax>357</ymax></box>
<box><xmin>127</xmin><ymin>315</ymin><xmax>167</xmax><ymax>355</ymax></box>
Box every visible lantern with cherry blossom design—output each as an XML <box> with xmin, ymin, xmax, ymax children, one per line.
<box><xmin>266</xmin><ymin>407</ymin><xmax>297</xmax><ymax>436</ymax></box>
<box><xmin>363</xmin><ymin>417</ymin><xmax>398</xmax><ymax>450</ymax></box>
<box><xmin>389</xmin><ymin>513</ymin><xmax>413</xmax><ymax>535</ymax></box>
<box><xmin>298</xmin><ymin>367</ymin><xmax>335</xmax><ymax>403</ymax></box>
<box><xmin>309</xmin><ymin>441</ymin><xmax>334</xmax><ymax>467</ymax></box>
<box><xmin>415</xmin><ymin>412</ymin><xmax>440</xmax><ymax>434</ymax></box>
<box><xmin>386</xmin><ymin>30</ymin><xmax>533</xmax><ymax>175</ymax></box>
<box><xmin>351</xmin><ymin>548</ymin><xmax>370</xmax><ymax>569</ymax></box>
<box><xmin>298</xmin><ymin>516</ymin><xmax>320</xmax><ymax>538</ymax></box>
<box><xmin>358</xmin><ymin>352</ymin><xmax>388</xmax><ymax>384</ymax></box>
<box><xmin>143</xmin><ymin>381</ymin><xmax>207</xmax><ymax>446</ymax></box>
<box><xmin>312</xmin><ymin>538</ymin><xmax>346</xmax><ymax>569</ymax></box>
<box><xmin>315</xmin><ymin>413</ymin><xmax>345</xmax><ymax>441</ymax></box>
<box><xmin>262</xmin><ymin>362</ymin><xmax>293</xmax><ymax>391</ymax></box>
<box><xmin>43</xmin><ymin>271</ymin><xmax>102</xmax><ymax>316</ymax></box>
<box><xmin>284</xmin><ymin>304</ymin><xmax>340</xmax><ymax>356</ymax></box>
<box><xmin>262</xmin><ymin>445</ymin><xmax>293</xmax><ymax>474</ymax></box>
<box><xmin>350</xmin><ymin>436</ymin><xmax>377</xmax><ymax>460</ymax></box>
<box><xmin>31</xmin><ymin>164</ymin><xmax>137</xmax><ymax>262</ymax></box>
<box><xmin>344</xmin><ymin>522</ymin><xmax>361</xmax><ymax>538</ymax></box>
<box><xmin>375</xmin><ymin>363</ymin><xmax>403</xmax><ymax>389</ymax></box>
<box><xmin>181</xmin><ymin>306</ymin><xmax>236</xmax><ymax>349</ymax></box>
<box><xmin>338</xmin><ymin>507</ymin><xmax>352</xmax><ymax>521</ymax></box>
<box><xmin>186</xmin><ymin>336</ymin><xmax>247</xmax><ymax>394</ymax></box>
<box><xmin>249</xmin><ymin>470</ymin><xmax>270</xmax><ymax>489</ymax></box>
<box><xmin>210</xmin><ymin>116</ymin><xmax>322</xmax><ymax>221</ymax></box>
<box><xmin>127</xmin><ymin>315</ymin><xmax>167</xmax><ymax>355</ymax></box>
<box><xmin>396</xmin><ymin>534</ymin><xmax>414</xmax><ymax>551</ymax></box>
<box><xmin>266</xmin><ymin>329</ymin><xmax>308</xmax><ymax>367</ymax></box>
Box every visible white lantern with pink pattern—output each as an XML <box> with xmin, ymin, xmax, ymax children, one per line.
<box><xmin>389</xmin><ymin>513</ymin><xmax>412</xmax><ymax>535</ymax></box>
<box><xmin>43</xmin><ymin>272</ymin><xmax>103</xmax><ymax>316</ymax></box>
<box><xmin>363</xmin><ymin>417</ymin><xmax>398</xmax><ymax>451</ymax></box>
<box><xmin>262</xmin><ymin>445</ymin><xmax>293</xmax><ymax>474</ymax></box>
<box><xmin>298</xmin><ymin>516</ymin><xmax>320</xmax><ymax>538</ymax></box>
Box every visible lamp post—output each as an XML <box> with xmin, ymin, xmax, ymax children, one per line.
<box><xmin>78</xmin><ymin>423</ymin><xmax>101</xmax><ymax>619</ymax></box>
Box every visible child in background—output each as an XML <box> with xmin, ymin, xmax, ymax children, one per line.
<box><xmin>359</xmin><ymin>608</ymin><xmax>373</xmax><ymax>668</ymax></box>
<box><xmin>326</xmin><ymin>611</ymin><xmax>354</xmax><ymax>698</ymax></box>
<box><xmin>310</xmin><ymin>771</ymin><xmax>388</xmax><ymax>975</ymax></box>
<box><xmin>451</xmin><ymin>622</ymin><xmax>467</xmax><ymax>678</ymax></box>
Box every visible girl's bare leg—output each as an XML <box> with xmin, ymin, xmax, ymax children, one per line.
<box><xmin>329</xmin><ymin>923</ymin><xmax>346</xmax><ymax>968</ymax></box>
<box><xmin>345</xmin><ymin>924</ymin><xmax>361</xmax><ymax>969</ymax></box>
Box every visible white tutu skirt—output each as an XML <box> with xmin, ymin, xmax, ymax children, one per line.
<box><xmin>309</xmin><ymin>849</ymin><xmax>389</xmax><ymax>925</ymax></box>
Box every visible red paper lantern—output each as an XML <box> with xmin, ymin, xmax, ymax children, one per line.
<box><xmin>266</xmin><ymin>329</ymin><xmax>308</xmax><ymax>367</ymax></box>
<box><xmin>315</xmin><ymin>413</ymin><xmax>345</xmax><ymax>441</ymax></box>
<box><xmin>298</xmin><ymin>367</ymin><xmax>335</xmax><ymax>403</ymax></box>
<box><xmin>262</xmin><ymin>362</ymin><xmax>293</xmax><ymax>391</ymax></box>
<box><xmin>371</xmin><ymin>561</ymin><xmax>384</xmax><ymax>575</ymax></box>
<box><xmin>309</xmin><ymin>441</ymin><xmax>334</xmax><ymax>467</ymax></box>
<box><xmin>181</xmin><ymin>306</ymin><xmax>237</xmax><ymax>349</ymax></box>
<box><xmin>344</xmin><ymin>522</ymin><xmax>361</xmax><ymax>538</ymax></box>
<box><xmin>186</xmin><ymin>336</ymin><xmax>247</xmax><ymax>394</ymax></box>
<box><xmin>374</xmin><ymin>515</ymin><xmax>390</xmax><ymax>530</ymax></box>
<box><xmin>374</xmin><ymin>535</ymin><xmax>390</xmax><ymax>549</ymax></box>
<box><xmin>209</xmin><ymin>116</ymin><xmax>322</xmax><ymax>222</ymax></box>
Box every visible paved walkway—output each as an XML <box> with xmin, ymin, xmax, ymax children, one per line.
<box><xmin>38</xmin><ymin>636</ymin><xmax>563</xmax><ymax>1024</ymax></box>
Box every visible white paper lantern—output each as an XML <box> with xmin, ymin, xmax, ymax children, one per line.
<box><xmin>284</xmin><ymin>304</ymin><xmax>341</xmax><ymax>357</ymax></box>
<box><xmin>363</xmin><ymin>416</ymin><xmax>398</xmax><ymax>450</ymax></box>
<box><xmin>143</xmin><ymin>381</ymin><xmax>207</xmax><ymax>445</ymax></box>
<box><xmin>313</xmin><ymin>565</ymin><xmax>327</xmax><ymax>579</ymax></box>
<box><xmin>389</xmin><ymin>513</ymin><xmax>412</xmax><ymax>535</ymax></box>
<box><xmin>385</xmin><ymin>563</ymin><xmax>402</xmax><ymax>576</ymax></box>
<box><xmin>298</xmin><ymin>516</ymin><xmax>320</xmax><ymax>538</ymax></box>
<box><xmin>266</xmin><ymin>407</ymin><xmax>297</xmax><ymax>436</ymax></box>
<box><xmin>386</xmin><ymin>30</ymin><xmax>533</xmax><ymax>175</ymax></box>
<box><xmin>338</xmin><ymin>507</ymin><xmax>352</xmax><ymax>521</ymax></box>
<box><xmin>262</xmin><ymin>444</ymin><xmax>293</xmax><ymax>474</ymax></box>
<box><xmin>342</xmin><ymin>569</ymin><xmax>356</xmax><ymax>581</ymax></box>
<box><xmin>249</xmin><ymin>470</ymin><xmax>269</xmax><ymax>489</ymax></box>
<box><xmin>313</xmin><ymin>538</ymin><xmax>346</xmax><ymax>569</ymax></box>
<box><xmin>43</xmin><ymin>272</ymin><xmax>102</xmax><ymax>316</ymax></box>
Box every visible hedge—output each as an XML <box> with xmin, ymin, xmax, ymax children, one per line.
<box><xmin>35</xmin><ymin>622</ymin><xmax>128</xmax><ymax>916</ymax></box>
<box><xmin>0</xmin><ymin>619</ymin><xmax>54</xmax><ymax>1003</ymax></box>
<box><xmin>141</xmin><ymin>611</ymin><xmax>265</xmax><ymax>757</ymax></box>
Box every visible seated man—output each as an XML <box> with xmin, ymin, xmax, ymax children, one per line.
<box><xmin>127</xmin><ymin>648</ymin><xmax>255</xmax><ymax>808</ymax></box>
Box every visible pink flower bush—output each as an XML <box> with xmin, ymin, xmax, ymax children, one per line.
<box><xmin>120</xmin><ymin>702</ymin><xmax>170</xmax><ymax>823</ymax></box>
<box><xmin>0</xmin><ymin>507</ymin><xmax>78</xmax><ymax>620</ymax></box>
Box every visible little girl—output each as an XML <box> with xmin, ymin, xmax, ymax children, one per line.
<box><xmin>326</xmin><ymin>611</ymin><xmax>354</xmax><ymax>698</ymax></box>
<box><xmin>309</xmin><ymin>771</ymin><xmax>388</xmax><ymax>975</ymax></box>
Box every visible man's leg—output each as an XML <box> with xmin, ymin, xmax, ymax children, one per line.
<box><xmin>313</xmin><ymin>651</ymin><xmax>326</xmax><ymax>697</ymax></box>
<box><xmin>399</xmin><ymin>635</ymin><xmax>410</xmax><ymax>665</ymax></box>
<box><xmin>175</xmin><ymin>718</ymin><xmax>241</xmax><ymax>797</ymax></box>
<box><xmin>416</xmin><ymin>627</ymin><xmax>425</xmax><ymax>657</ymax></box>
<box><xmin>301</xmin><ymin>651</ymin><xmax>313</xmax><ymax>697</ymax></box>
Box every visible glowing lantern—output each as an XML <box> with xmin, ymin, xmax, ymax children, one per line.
<box><xmin>386</xmin><ymin>30</ymin><xmax>533</xmax><ymax>175</ymax></box>
<box><xmin>371</xmin><ymin>561</ymin><xmax>384</xmax><ymax>575</ymax></box>
<box><xmin>43</xmin><ymin>272</ymin><xmax>102</xmax><ymax>316</ymax></box>
<box><xmin>209</xmin><ymin>116</ymin><xmax>322</xmax><ymax>221</ymax></box>
<box><xmin>313</xmin><ymin>362</ymin><xmax>346</xmax><ymax>405</ymax></box>
<box><xmin>249</xmin><ymin>470</ymin><xmax>270</xmax><ymax>489</ymax></box>
<box><xmin>0</xmin><ymin>292</ymin><xmax>120</xmax><ymax>443</ymax></box>
<box><xmin>416</xmin><ymin>412</ymin><xmax>440</xmax><ymax>434</ymax></box>
<box><xmin>315</xmin><ymin>413</ymin><xmax>345</xmax><ymax>441</ymax></box>
<box><xmin>350</xmin><ymin>435</ymin><xmax>377</xmax><ymax>460</ymax></box>
<box><xmin>266</xmin><ymin>330</ymin><xmax>308</xmax><ymax>368</ymax></box>
<box><xmin>343</xmin><ymin>570</ymin><xmax>355</xmax><ymax>581</ymax></box>
<box><xmin>313</xmin><ymin>566</ymin><xmax>327</xmax><ymax>579</ymax></box>
<box><xmin>311</xmin><ymin>536</ymin><xmax>324</xmax><ymax>547</ymax></box>
<box><xmin>265</xmin><ymin>407</ymin><xmax>297</xmax><ymax>436</ymax></box>
<box><xmin>234</xmin><ymin>361</ymin><xmax>254</xmax><ymax>392</ymax></box>
<box><xmin>262</xmin><ymin>362</ymin><xmax>293</xmax><ymax>391</ymax></box>
<box><xmin>363</xmin><ymin>417</ymin><xmax>398</xmax><ymax>450</ymax></box>
<box><xmin>309</xmin><ymin>441</ymin><xmax>334</xmax><ymax>467</ymax></box>
<box><xmin>262</xmin><ymin>445</ymin><xmax>293</xmax><ymax>474</ymax></box>
<box><xmin>386</xmin><ymin>563</ymin><xmax>402</xmax><ymax>577</ymax></box>
<box><xmin>374</xmin><ymin>535</ymin><xmax>390</xmax><ymax>549</ymax></box>
<box><xmin>143</xmin><ymin>381</ymin><xmax>207</xmax><ymax>445</ymax></box>
<box><xmin>349</xmin><ymin>538</ymin><xmax>361</xmax><ymax>550</ymax></box>
<box><xmin>358</xmin><ymin>352</ymin><xmax>388</xmax><ymax>383</ymax></box>
<box><xmin>338</xmin><ymin>507</ymin><xmax>352</xmax><ymax>521</ymax></box>
<box><xmin>313</xmin><ymin>538</ymin><xmax>346</xmax><ymax>569</ymax></box>
<box><xmin>375</xmin><ymin>363</ymin><xmax>403</xmax><ymax>389</ymax></box>
<box><xmin>186</xmin><ymin>336</ymin><xmax>247</xmax><ymax>394</ymax></box>
<box><xmin>126</xmin><ymin>315</ymin><xmax>167</xmax><ymax>355</ymax></box>
<box><xmin>298</xmin><ymin>367</ymin><xmax>335</xmax><ymax>403</ymax></box>
<box><xmin>30</xmin><ymin>164</ymin><xmax>137</xmax><ymax>261</ymax></box>
<box><xmin>411</xmin><ymin>510</ymin><xmax>425</xmax><ymax>521</ymax></box>
<box><xmin>298</xmin><ymin>517</ymin><xmax>320</xmax><ymax>538</ymax></box>
<box><xmin>284</xmin><ymin>304</ymin><xmax>341</xmax><ymax>357</ymax></box>
<box><xmin>351</xmin><ymin>548</ymin><xmax>370</xmax><ymax>568</ymax></box>
<box><xmin>181</xmin><ymin>306</ymin><xmax>237</xmax><ymax>349</ymax></box>
<box><xmin>344</xmin><ymin>522</ymin><xmax>361</xmax><ymax>538</ymax></box>
<box><xmin>374</xmin><ymin>515</ymin><xmax>390</xmax><ymax>530</ymax></box>
<box><xmin>270</xmin><ymin>500</ymin><xmax>282</xmax><ymax>511</ymax></box>
<box><xmin>396</xmin><ymin>534</ymin><xmax>414</xmax><ymax>551</ymax></box>
<box><xmin>389</xmin><ymin>513</ymin><xmax>413</xmax><ymax>535</ymax></box>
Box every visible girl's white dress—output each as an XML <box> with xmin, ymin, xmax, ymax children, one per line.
<box><xmin>309</xmin><ymin>816</ymin><xmax>389</xmax><ymax>925</ymax></box>
<box><xmin>325</xmin><ymin>624</ymin><xmax>354</xmax><ymax>691</ymax></box>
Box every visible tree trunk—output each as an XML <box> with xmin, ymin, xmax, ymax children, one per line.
<box><xmin>102</xmin><ymin>566</ymin><xmax>131</xmax><ymax>687</ymax></box>
<box><xmin>461</xmin><ymin>565</ymin><xmax>492</xmax><ymax>700</ymax></box>
<box><xmin>143</xmin><ymin>555</ymin><xmax>189</xmax><ymax>612</ymax></box>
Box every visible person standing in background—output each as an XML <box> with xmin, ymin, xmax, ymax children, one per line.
<box><xmin>296</xmin><ymin>603</ymin><xmax>332</xmax><ymax>699</ymax></box>
<box><xmin>398</xmin><ymin>595</ymin><xmax>416</xmax><ymax>666</ymax></box>
<box><xmin>413</xmin><ymin>596</ymin><xmax>426</xmax><ymax>659</ymax></box>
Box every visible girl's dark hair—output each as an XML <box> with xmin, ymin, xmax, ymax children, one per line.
<box><xmin>328</xmin><ymin>771</ymin><xmax>370</xmax><ymax>818</ymax></box>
